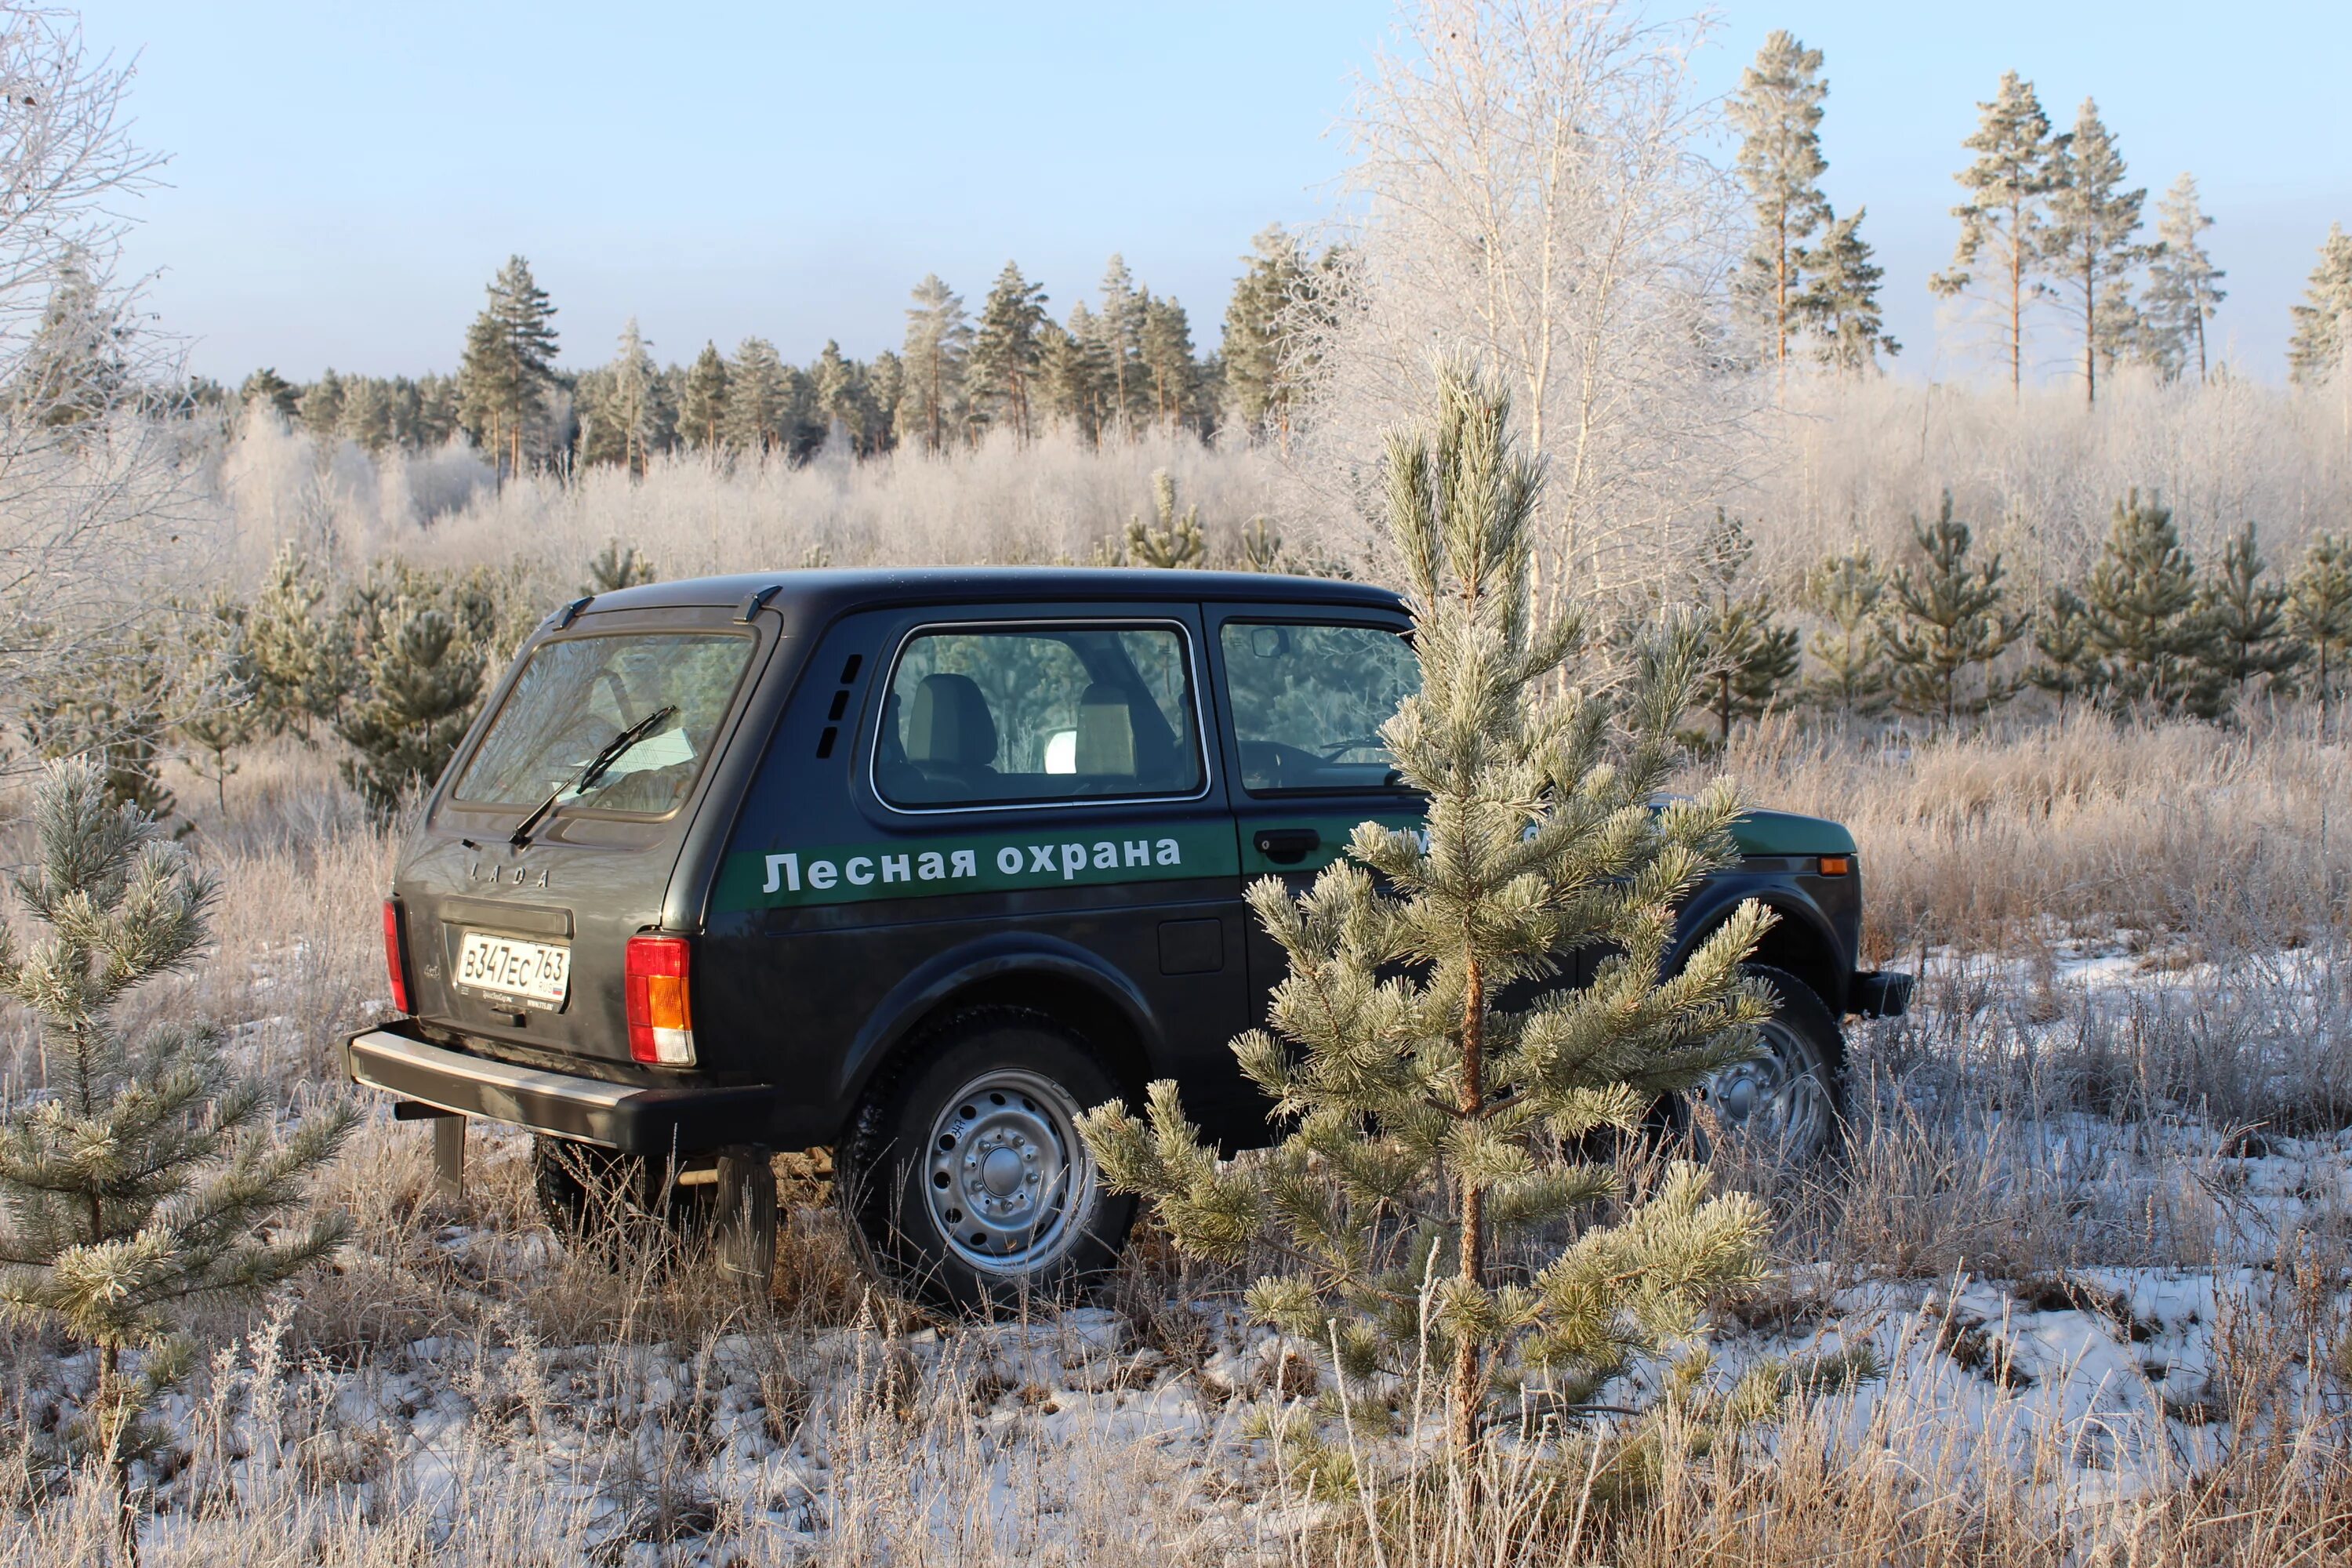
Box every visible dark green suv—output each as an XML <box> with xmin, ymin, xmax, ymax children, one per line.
<box><xmin>346</xmin><ymin>568</ymin><xmax>1909</xmax><ymax>1302</ymax></box>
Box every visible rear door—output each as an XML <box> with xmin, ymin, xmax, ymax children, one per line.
<box><xmin>400</xmin><ymin>606</ymin><xmax>775</xmax><ymax>1065</ymax></box>
<box><xmin>1203</xmin><ymin>605</ymin><xmax>1424</xmax><ymax>1014</ymax></box>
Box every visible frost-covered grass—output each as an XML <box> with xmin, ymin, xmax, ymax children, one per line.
<box><xmin>3</xmin><ymin>726</ymin><xmax>2350</xmax><ymax>1563</ymax></box>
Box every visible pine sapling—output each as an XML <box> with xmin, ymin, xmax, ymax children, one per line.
<box><xmin>1881</xmin><ymin>493</ymin><xmax>2024</xmax><ymax>728</ymax></box>
<box><xmin>1690</xmin><ymin>510</ymin><xmax>1799</xmax><ymax>742</ymax></box>
<box><xmin>1079</xmin><ymin>365</ymin><xmax>1778</xmax><ymax>1461</ymax></box>
<box><xmin>1124</xmin><ymin>470</ymin><xmax>1207</xmax><ymax>569</ymax></box>
<box><xmin>0</xmin><ymin>760</ymin><xmax>356</xmax><ymax>1554</ymax></box>
<box><xmin>1801</xmin><ymin>548</ymin><xmax>1889</xmax><ymax>720</ymax></box>
<box><xmin>586</xmin><ymin>539</ymin><xmax>657</xmax><ymax>594</ymax></box>
<box><xmin>2025</xmin><ymin>584</ymin><xmax>2099</xmax><ymax>718</ymax></box>
<box><xmin>2082</xmin><ymin>490</ymin><xmax>2220</xmax><ymax>716</ymax></box>
<box><xmin>2288</xmin><ymin>533</ymin><xmax>2352</xmax><ymax>730</ymax></box>
<box><xmin>2199</xmin><ymin>524</ymin><xmax>2299</xmax><ymax>706</ymax></box>
<box><xmin>335</xmin><ymin>602</ymin><xmax>486</xmax><ymax>815</ymax></box>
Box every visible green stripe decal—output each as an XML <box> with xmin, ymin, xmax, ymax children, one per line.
<box><xmin>716</xmin><ymin>822</ymin><xmax>1240</xmax><ymax>909</ymax></box>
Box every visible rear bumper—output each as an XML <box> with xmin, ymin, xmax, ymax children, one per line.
<box><xmin>1851</xmin><ymin>970</ymin><xmax>1914</xmax><ymax>1019</ymax></box>
<box><xmin>343</xmin><ymin>1022</ymin><xmax>775</xmax><ymax>1154</ymax></box>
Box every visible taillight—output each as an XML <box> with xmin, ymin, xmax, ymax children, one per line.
<box><xmin>382</xmin><ymin>898</ymin><xmax>411</xmax><ymax>1014</ymax></box>
<box><xmin>625</xmin><ymin>934</ymin><xmax>695</xmax><ymax>1065</ymax></box>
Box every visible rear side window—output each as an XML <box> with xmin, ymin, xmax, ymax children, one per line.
<box><xmin>876</xmin><ymin>623</ymin><xmax>1203</xmax><ymax>808</ymax></box>
<box><xmin>1221</xmin><ymin>621</ymin><xmax>1419</xmax><ymax>793</ymax></box>
<box><xmin>455</xmin><ymin>632</ymin><xmax>755</xmax><ymax>815</ymax></box>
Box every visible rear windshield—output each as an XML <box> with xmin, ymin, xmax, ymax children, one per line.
<box><xmin>454</xmin><ymin>632</ymin><xmax>755</xmax><ymax>815</ymax></box>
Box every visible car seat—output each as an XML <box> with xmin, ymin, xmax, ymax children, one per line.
<box><xmin>904</xmin><ymin>673</ymin><xmax>998</xmax><ymax>793</ymax></box>
<box><xmin>1074</xmin><ymin>683</ymin><xmax>1138</xmax><ymax>779</ymax></box>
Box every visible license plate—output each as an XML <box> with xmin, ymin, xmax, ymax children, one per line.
<box><xmin>455</xmin><ymin>931</ymin><xmax>571</xmax><ymax>1010</ymax></box>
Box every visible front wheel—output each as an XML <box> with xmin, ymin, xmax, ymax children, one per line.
<box><xmin>839</xmin><ymin>1007</ymin><xmax>1134</xmax><ymax>1309</ymax></box>
<box><xmin>1686</xmin><ymin>964</ymin><xmax>1845</xmax><ymax>1163</ymax></box>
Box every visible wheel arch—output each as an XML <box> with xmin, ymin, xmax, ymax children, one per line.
<box><xmin>1672</xmin><ymin>884</ymin><xmax>1852</xmax><ymax>1026</ymax></box>
<box><xmin>830</xmin><ymin>935</ymin><xmax>1158</xmax><ymax>1133</ymax></box>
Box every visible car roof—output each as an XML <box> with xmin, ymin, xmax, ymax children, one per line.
<box><xmin>575</xmin><ymin>566</ymin><xmax>1404</xmax><ymax>621</ymax></box>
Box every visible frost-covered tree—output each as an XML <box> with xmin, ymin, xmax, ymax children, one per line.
<box><xmin>20</xmin><ymin>629</ymin><xmax>179</xmax><ymax>820</ymax></box>
<box><xmin>1802</xmin><ymin>548</ymin><xmax>1889</xmax><ymax>718</ymax></box>
<box><xmin>1728</xmin><ymin>30</ymin><xmax>1829</xmax><ymax>390</ymax></box>
<box><xmin>1043</xmin><ymin>304</ymin><xmax>1113</xmax><ymax>444</ymax></box>
<box><xmin>238</xmin><ymin>368</ymin><xmax>297</xmax><ymax>423</ymax></box>
<box><xmin>1797</xmin><ymin>209</ymin><xmax>1899</xmax><ymax>373</ymax></box>
<box><xmin>2082</xmin><ymin>491</ymin><xmax>2219</xmax><ymax>716</ymax></box>
<box><xmin>1294</xmin><ymin>1</ymin><xmax>1751</xmax><ymax>613</ymax></box>
<box><xmin>585</xmin><ymin>539</ymin><xmax>655</xmax><ymax>594</ymax></box>
<box><xmin>297</xmin><ymin>367</ymin><xmax>344</xmax><ymax>446</ymax></box>
<box><xmin>898</xmin><ymin>274</ymin><xmax>971</xmax><ymax>454</ymax></box>
<box><xmin>1221</xmin><ymin>226</ymin><xmax>1311</xmax><ymax>445</ymax></box>
<box><xmin>2038</xmin><ymin>100</ymin><xmax>2148</xmax><ymax>405</ymax></box>
<box><xmin>1091</xmin><ymin>255</ymin><xmax>1147</xmax><ymax>437</ymax></box>
<box><xmin>1080</xmin><ymin>364</ymin><xmax>1775</xmax><ymax>1457</ymax></box>
<box><xmin>336</xmin><ymin>604</ymin><xmax>486</xmax><ymax>813</ymax></box>
<box><xmin>0</xmin><ymin>761</ymin><xmax>354</xmax><ymax>1552</ymax></box>
<box><xmin>1691</xmin><ymin>510</ymin><xmax>1798</xmax><ymax>742</ymax></box>
<box><xmin>969</xmin><ymin>262</ymin><xmax>1048</xmax><ymax>442</ymax></box>
<box><xmin>2142</xmin><ymin>173</ymin><xmax>2227</xmax><ymax>383</ymax></box>
<box><xmin>2198</xmin><ymin>524</ymin><xmax>2298</xmax><ymax>703</ymax></box>
<box><xmin>722</xmin><ymin>336</ymin><xmax>790</xmax><ymax>456</ymax></box>
<box><xmin>2288</xmin><ymin>533</ymin><xmax>2352</xmax><ymax>727</ymax></box>
<box><xmin>1882</xmin><ymin>493</ymin><xmax>2024</xmax><ymax>727</ymax></box>
<box><xmin>1931</xmin><ymin>72</ymin><xmax>2057</xmax><ymax>397</ymax></box>
<box><xmin>174</xmin><ymin>595</ymin><xmax>260</xmax><ymax>811</ymax></box>
<box><xmin>580</xmin><ymin>318</ymin><xmax>661</xmax><ymax>475</ymax></box>
<box><xmin>679</xmin><ymin>341</ymin><xmax>729</xmax><ymax>456</ymax></box>
<box><xmin>2286</xmin><ymin>223</ymin><xmax>2352</xmax><ymax>387</ymax></box>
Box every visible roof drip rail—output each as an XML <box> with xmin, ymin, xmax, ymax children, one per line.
<box><xmin>734</xmin><ymin>583</ymin><xmax>784</xmax><ymax>622</ymax></box>
<box><xmin>554</xmin><ymin>596</ymin><xmax>593</xmax><ymax>629</ymax></box>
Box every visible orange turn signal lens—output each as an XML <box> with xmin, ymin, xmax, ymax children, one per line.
<box><xmin>1817</xmin><ymin>855</ymin><xmax>1851</xmax><ymax>877</ymax></box>
<box><xmin>625</xmin><ymin>934</ymin><xmax>695</xmax><ymax>1065</ymax></box>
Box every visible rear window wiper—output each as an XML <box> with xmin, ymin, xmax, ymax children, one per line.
<box><xmin>509</xmin><ymin>704</ymin><xmax>678</xmax><ymax>848</ymax></box>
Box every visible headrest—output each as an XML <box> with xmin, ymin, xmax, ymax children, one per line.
<box><xmin>1075</xmin><ymin>682</ymin><xmax>1136</xmax><ymax>776</ymax></box>
<box><xmin>906</xmin><ymin>673</ymin><xmax>996</xmax><ymax>767</ymax></box>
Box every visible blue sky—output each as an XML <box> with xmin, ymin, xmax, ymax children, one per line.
<box><xmin>96</xmin><ymin>1</ymin><xmax>2349</xmax><ymax>385</ymax></box>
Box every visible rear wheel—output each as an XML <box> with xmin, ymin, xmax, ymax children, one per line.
<box><xmin>530</xmin><ymin>1138</ymin><xmax>709</xmax><ymax>1236</ymax></box>
<box><xmin>1686</xmin><ymin>964</ymin><xmax>1845</xmax><ymax>1163</ymax></box>
<box><xmin>839</xmin><ymin>1007</ymin><xmax>1134</xmax><ymax>1309</ymax></box>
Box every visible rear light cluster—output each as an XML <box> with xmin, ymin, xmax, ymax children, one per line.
<box><xmin>382</xmin><ymin>898</ymin><xmax>411</xmax><ymax>1014</ymax></box>
<box><xmin>626</xmin><ymin>934</ymin><xmax>696</xmax><ymax>1065</ymax></box>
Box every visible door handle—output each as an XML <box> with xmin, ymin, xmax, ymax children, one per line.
<box><xmin>1253</xmin><ymin>828</ymin><xmax>1322</xmax><ymax>865</ymax></box>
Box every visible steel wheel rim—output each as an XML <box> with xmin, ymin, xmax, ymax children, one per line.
<box><xmin>921</xmin><ymin>1068</ymin><xmax>1097</xmax><ymax>1276</ymax></box>
<box><xmin>1697</xmin><ymin>1018</ymin><xmax>1830</xmax><ymax>1158</ymax></box>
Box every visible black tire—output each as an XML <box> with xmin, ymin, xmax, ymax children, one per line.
<box><xmin>530</xmin><ymin>1138</ymin><xmax>710</xmax><ymax>1241</ymax></box>
<box><xmin>1684</xmin><ymin>964</ymin><xmax>1846</xmax><ymax>1164</ymax></box>
<box><xmin>839</xmin><ymin>1007</ymin><xmax>1136</xmax><ymax>1310</ymax></box>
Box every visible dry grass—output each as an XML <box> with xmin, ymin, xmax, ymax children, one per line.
<box><xmin>4</xmin><ymin>710</ymin><xmax>2351</xmax><ymax>1563</ymax></box>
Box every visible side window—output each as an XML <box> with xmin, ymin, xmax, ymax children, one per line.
<box><xmin>876</xmin><ymin>623</ymin><xmax>1203</xmax><ymax>808</ymax></box>
<box><xmin>1220</xmin><ymin>621</ymin><xmax>1419</xmax><ymax>793</ymax></box>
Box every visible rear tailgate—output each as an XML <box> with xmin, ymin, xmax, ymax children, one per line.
<box><xmin>392</xmin><ymin>601</ymin><xmax>786</xmax><ymax>1068</ymax></box>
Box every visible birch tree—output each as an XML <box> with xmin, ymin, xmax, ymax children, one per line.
<box><xmin>1289</xmin><ymin>0</ymin><xmax>1751</xmax><ymax>615</ymax></box>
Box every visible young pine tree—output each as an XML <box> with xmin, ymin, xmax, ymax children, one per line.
<box><xmin>243</xmin><ymin>543</ymin><xmax>350</xmax><ymax>742</ymax></box>
<box><xmin>1727</xmin><ymin>30</ymin><xmax>1831</xmax><ymax>391</ymax></box>
<box><xmin>2082</xmin><ymin>491</ymin><xmax>2221</xmax><ymax>715</ymax></box>
<box><xmin>1801</xmin><ymin>548</ymin><xmax>1890</xmax><ymax>719</ymax></box>
<box><xmin>1222</xmin><ymin>227</ymin><xmax>1310</xmax><ymax>445</ymax></box>
<box><xmin>2024</xmin><ymin>584</ymin><xmax>2099</xmax><ymax>718</ymax></box>
<box><xmin>1881</xmin><ymin>493</ymin><xmax>2024</xmax><ymax>728</ymax></box>
<box><xmin>20</xmin><ymin>632</ymin><xmax>180</xmax><ymax>821</ymax></box>
<box><xmin>1123</xmin><ymin>470</ymin><xmax>1207</xmax><ymax>568</ymax></box>
<box><xmin>1931</xmin><ymin>72</ymin><xmax>2058</xmax><ymax>397</ymax></box>
<box><xmin>2199</xmin><ymin>524</ymin><xmax>2299</xmax><ymax>703</ymax></box>
<box><xmin>2288</xmin><ymin>533</ymin><xmax>2352</xmax><ymax>728</ymax></box>
<box><xmin>336</xmin><ymin>604</ymin><xmax>487</xmax><ymax>814</ymax></box>
<box><xmin>1078</xmin><ymin>365</ymin><xmax>1776</xmax><ymax>1458</ymax></box>
<box><xmin>0</xmin><ymin>761</ymin><xmax>355</xmax><ymax>1548</ymax></box>
<box><xmin>1692</xmin><ymin>510</ymin><xmax>1800</xmax><ymax>742</ymax></box>
<box><xmin>2038</xmin><ymin>100</ymin><xmax>2149</xmax><ymax>406</ymax></box>
<box><xmin>2287</xmin><ymin>224</ymin><xmax>2352</xmax><ymax>387</ymax></box>
<box><xmin>175</xmin><ymin>595</ymin><xmax>260</xmax><ymax>812</ymax></box>
<box><xmin>2143</xmin><ymin>173</ymin><xmax>2227</xmax><ymax>383</ymax></box>
<box><xmin>585</xmin><ymin>539</ymin><xmax>656</xmax><ymax>594</ymax></box>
